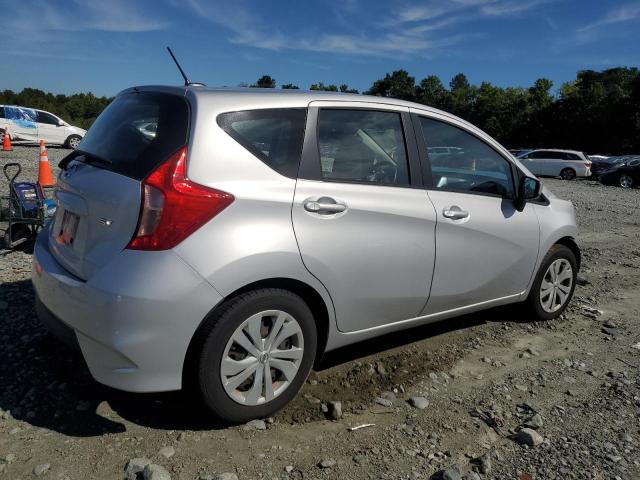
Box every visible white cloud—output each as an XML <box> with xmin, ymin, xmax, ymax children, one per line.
<box><xmin>578</xmin><ymin>3</ymin><xmax>640</xmax><ymax>32</ymax></box>
<box><xmin>0</xmin><ymin>0</ymin><xmax>168</xmax><ymax>66</ymax></box>
<box><xmin>184</xmin><ymin>0</ymin><xmax>537</xmax><ymax>58</ymax></box>
<box><xmin>570</xmin><ymin>3</ymin><xmax>640</xmax><ymax>45</ymax></box>
<box><xmin>5</xmin><ymin>0</ymin><xmax>167</xmax><ymax>33</ymax></box>
<box><xmin>479</xmin><ymin>0</ymin><xmax>552</xmax><ymax>16</ymax></box>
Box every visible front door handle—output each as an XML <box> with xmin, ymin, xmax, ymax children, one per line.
<box><xmin>442</xmin><ymin>205</ymin><xmax>469</xmax><ymax>220</ymax></box>
<box><xmin>303</xmin><ymin>197</ymin><xmax>347</xmax><ymax>214</ymax></box>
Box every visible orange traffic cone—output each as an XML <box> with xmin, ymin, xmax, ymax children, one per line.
<box><xmin>38</xmin><ymin>140</ymin><xmax>54</xmax><ymax>187</ymax></box>
<box><xmin>2</xmin><ymin>128</ymin><xmax>12</xmax><ymax>151</ymax></box>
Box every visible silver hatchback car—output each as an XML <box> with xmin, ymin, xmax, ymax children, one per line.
<box><xmin>32</xmin><ymin>86</ymin><xmax>580</xmax><ymax>422</ymax></box>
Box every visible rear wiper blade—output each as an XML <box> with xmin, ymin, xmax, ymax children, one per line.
<box><xmin>59</xmin><ymin>150</ymin><xmax>112</xmax><ymax>170</ymax></box>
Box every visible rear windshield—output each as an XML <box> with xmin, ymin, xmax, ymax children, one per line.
<box><xmin>65</xmin><ymin>92</ymin><xmax>189</xmax><ymax>180</ymax></box>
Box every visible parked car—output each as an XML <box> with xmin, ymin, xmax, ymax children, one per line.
<box><xmin>517</xmin><ymin>149</ymin><xmax>591</xmax><ymax>180</ymax></box>
<box><xmin>509</xmin><ymin>148</ymin><xmax>532</xmax><ymax>157</ymax></box>
<box><xmin>589</xmin><ymin>155</ymin><xmax>630</xmax><ymax>177</ymax></box>
<box><xmin>32</xmin><ymin>86</ymin><xmax>581</xmax><ymax>422</ymax></box>
<box><xmin>599</xmin><ymin>157</ymin><xmax>640</xmax><ymax>188</ymax></box>
<box><xmin>0</xmin><ymin>105</ymin><xmax>86</xmax><ymax>148</ymax></box>
<box><xmin>427</xmin><ymin>146</ymin><xmax>464</xmax><ymax>157</ymax></box>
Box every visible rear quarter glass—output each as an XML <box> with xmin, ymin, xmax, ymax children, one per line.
<box><xmin>63</xmin><ymin>92</ymin><xmax>189</xmax><ymax>181</ymax></box>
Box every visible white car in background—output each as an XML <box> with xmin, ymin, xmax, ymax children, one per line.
<box><xmin>517</xmin><ymin>149</ymin><xmax>592</xmax><ymax>180</ymax></box>
<box><xmin>0</xmin><ymin>105</ymin><xmax>86</xmax><ymax>149</ymax></box>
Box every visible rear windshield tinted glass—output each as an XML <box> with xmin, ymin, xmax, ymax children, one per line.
<box><xmin>217</xmin><ymin>109</ymin><xmax>306</xmax><ymax>178</ymax></box>
<box><xmin>65</xmin><ymin>92</ymin><xmax>189</xmax><ymax>180</ymax></box>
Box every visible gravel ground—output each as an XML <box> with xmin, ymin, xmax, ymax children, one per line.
<box><xmin>1</xmin><ymin>146</ymin><xmax>639</xmax><ymax>479</ymax></box>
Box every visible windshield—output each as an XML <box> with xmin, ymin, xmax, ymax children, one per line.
<box><xmin>63</xmin><ymin>92</ymin><xmax>189</xmax><ymax>180</ymax></box>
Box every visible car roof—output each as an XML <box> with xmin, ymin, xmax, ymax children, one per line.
<box><xmin>119</xmin><ymin>84</ymin><xmax>460</xmax><ymax>119</ymax></box>
<box><xmin>0</xmin><ymin>104</ymin><xmax>54</xmax><ymax>114</ymax></box>
<box><xmin>526</xmin><ymin>148</ymin><xmax>584</xmax><ymax>154</ymax></box>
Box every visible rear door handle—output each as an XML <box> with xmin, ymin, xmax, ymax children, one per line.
<box><xmin>303</xmin><ymin>197</ymin><xmax>347</xmax><ymax>214</ymax></box>
<box><xmin>442</xmin><ymin>205</ymin><xmax>469</xmax><ymax>220</ymax></box>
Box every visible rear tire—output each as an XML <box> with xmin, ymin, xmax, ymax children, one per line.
<box><xmin>196</xmin><ymin>288</ymin><xmax>317</xmax><ymax>423</ymax></box>
<box><xmin>560</xmin><ymin>168</ymin><xmax>576</xmax><ymax>180</ymax></box>
<box><xmin>525</xmin><ymin>244</ymin><xmax>577</xmax><ymax>320</ymax></box>
<box><xmin>65</xmin><ymin>135</ymin><xmax>82</xmax><ymax>149</ymax></box>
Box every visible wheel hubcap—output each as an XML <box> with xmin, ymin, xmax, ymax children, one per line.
<box><xmin>620</xmin><ymin>175</ymin><xmax>632</xmax><ymax>188</ymax></box>
<box><xmin>221</xmin><ymin>310</ymin><xmax>304</xmax><ymax>406</ymax></box>
<box><xmin>70</xmin><ymin>138</ymin><xmax>79</xmax><ymax>148</ymax></box>
<box><xmin>540</xmin><ymin>259</ymin><xmax>573</xmax><ymax>313</ymax></box>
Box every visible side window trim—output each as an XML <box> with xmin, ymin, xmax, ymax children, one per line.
<box><xmin>411</xmin><ymin>113</ymin><xmax>518</xmax><ymax>199</ymax></box>
<box><xmin>299</xmin><ymin>106</ymin><xmax>422</xmax><ymax>188</ymax></box>
<box><xmin>410</xmin><ymin>112</ymin><xmax>434</xmax><ymax>189</ymax></box>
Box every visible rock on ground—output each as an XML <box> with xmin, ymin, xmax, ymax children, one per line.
<box><xmin>158</xmin><ymin>446</ymin><xmax>175</xmax><ymax>459</ymax></box>
<box><xmin>143</xmin><ymin>463</ymin><xmax>172</xmax><ymax>480</ymax></box>
<box><xmin>327</xmin><ymin>400</ymin><xmax>342</xmax><ymax>420</ymax></box>
<box><xmin>125</xmin><ymin>458</ymin><xmax>152</xmax><ymax>480</ymax></box>
<box><xmin>33</xmin><ymin>463</ymin><xmax>50</xmax><ymax>476</ymax></box>
<box><xmin>408</xmin><ymin>396</ymin><xmax>429</xmax><ymax>409</ymax></box>
<box><xmin>242</xmin><ymin>419</ymin><xmax>266</xmax><ymax>431</ymax></box>
<box><xmin>513</xmin><ymin>428</ymin><xmax>545</xmax><ymax>447</ymax></box>
<box><xmin>318</xmin><ymin>458</ymin><xmax>336</xmax><ymax>468</ymax></box>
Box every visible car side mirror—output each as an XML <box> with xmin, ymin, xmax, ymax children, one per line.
<box><xmin>515</xmin><ymin>176</ymin><xmax>541</xmax><ymax>211</ymax></box>
<box><xmin>57</xmin><ymin>120</ymin><xmax>64</xmax><ymax>126</ymax></box>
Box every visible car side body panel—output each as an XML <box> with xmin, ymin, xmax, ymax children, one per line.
<box><xmin>172</xmin><ymin>89</ymin><xmax>339</xmax><ymax>339</ymax></box>
<box><xmin>423</xmin><ymin>190</ymin><xmax>540</xmax><ymax>314</ymax></box>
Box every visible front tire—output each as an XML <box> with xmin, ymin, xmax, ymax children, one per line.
<box><xmin>526</xmin><ymin>244</ymin><xmax>577</xmax><ymax>320</ymax></box>
<box><xmin>619</xmin><ymin>174</ymin><xmax>633</xmax><ymax>188</ymax></box>
<box><xmin>196</xmin><ymin>289</ymin><xmax>317</xmax><ymax>423</ymax></box>
<box><xmin>65</xmin><ymin>134</ymin><xmax>82</xmax><ymax>149</ymax></box>
<box><xmin>560</xmin><ymin>168</ymin><xmax>576</xmax><ymax>180</ymax></box>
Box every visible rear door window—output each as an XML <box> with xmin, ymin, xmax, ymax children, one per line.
<box><xmin>65</xmin><ymin>92</ymin><xmax>189</xmax><ymax>181</ymax></box>
<box><xmin>217</xmin><ymin>109</ymin><xmax>306</xmax><ymax>178</ymax></box>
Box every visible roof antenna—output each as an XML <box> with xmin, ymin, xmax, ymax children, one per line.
<box><xmin>166</xmin><ymin>46</ymin><xmax>205</xmax><ymax>87</ymax></box>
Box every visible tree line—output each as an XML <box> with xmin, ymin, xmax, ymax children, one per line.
<box><xmin>0</xmin><ymin>88</ymin><xmax>111</xmax><ymax>130</ymax></box>
<box><xmin>2</xmin><ymin>67</ymin><xmax>638</xmax><ymax>153</ymax></box>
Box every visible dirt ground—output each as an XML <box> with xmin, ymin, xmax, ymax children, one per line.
<box><xmin>0</xmin><ymin>146</ymin><xmax>639</xmax><ymax>479</ymax></box>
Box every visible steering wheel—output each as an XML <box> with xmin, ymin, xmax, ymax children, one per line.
<box><xmin>369</xmin><ymin>161</ymin><xmax>398</xmax><ymax>184</ymax></box>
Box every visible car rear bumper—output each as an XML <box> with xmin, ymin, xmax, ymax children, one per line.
<box><xmin>32</xmin><ymin>229</ymin><xmax>223</xmax><ymax>392</ymax></box>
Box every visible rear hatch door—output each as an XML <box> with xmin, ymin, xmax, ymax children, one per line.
<box><xmin>49</xmin><ymin>90</ymin><xmax>189</xmax><ymax>280</ymax></box>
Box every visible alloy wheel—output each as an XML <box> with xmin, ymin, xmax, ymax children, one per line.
<box><xmin>619</xmin><ymin>174</ymin><xmax>633</xmax><ymax>188</ymax></box>
<box><xmin>220</xmin><ymin>310</ymin><xmax>304</xmax><ymax>406</ymax></box>
<box><xmin>540</xmin><ymin>258</ymin><xmax>573</xmax><ymax>313</ymax></box>
<box><xmin>560</xmin><ymin>169</ymin><xmax>576</xmax><ymax>180</ymax></box>
<box><xmin>69</xmin><ymin>137</ymin><xmax>80</xmax><ymax>149</ymax></box>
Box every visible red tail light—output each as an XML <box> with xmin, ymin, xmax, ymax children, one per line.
<box><xmin>127</xmin><ymin>147</ymin><xmax>234</xmax><ymax>250</ymax></box>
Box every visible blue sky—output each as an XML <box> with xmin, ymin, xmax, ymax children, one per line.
<box><xmin>1</xmin><ymin>0</ymin><xmax>639</xmax><ymax>97</ymax></box>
